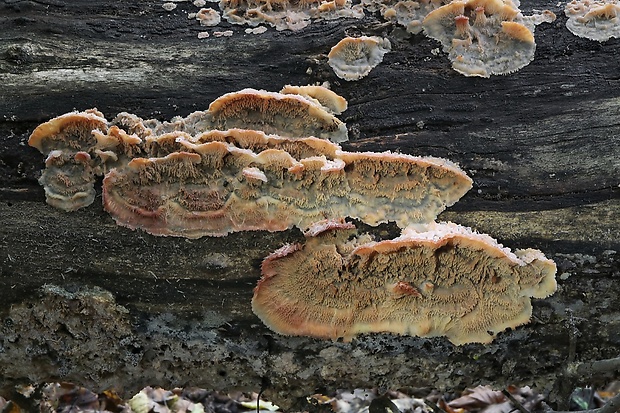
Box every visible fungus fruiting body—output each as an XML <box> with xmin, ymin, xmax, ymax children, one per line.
<box><xmin>565</xmin><ymin>0</ymin><xmax>620</xmax><ymax>41</ymax></box>
<box><xmin>220</xmin><ymin>0</ymin><xmax>363</xmax><ymax>31</ymax></box>
<box><xmin>28</xmin><ymin>87</ymin><xmax>350</xmax><ymax>211</ymax></box>
<box><xmin>422</xmin><ymin>0</ymin><xmax>555</xmax><ymax>77</ymax></box>
<box><xmin>196</xmin><ymin>7</ymin><xmax>222</xmax><ymax>26</ymax></box>
<box><xmin>328</xmin><ymin>36</ymin><xmax>392</xmax><ymax>81</ymax></box>
<box><xmin>102</xmin><ymin>141</ymin><xmax>472</xmax><ymax>238</ymax></box>
<box><xmin>146</xmin><ymin>89</ymin><xmax>348</xmax><ymax>143</ymax></box>
<box><xmin>252</xmin><ymin>221</ymin><xmax>557</xmax><ymax>345</ymax></box>
<box><xmin>280</xmin><ymin>84</ymin><xmax>348</xmax><ymax>114</ymax></box>
<box><xmin>362</xmin><ymin>0</ymin><xmax>451</xmax><ymax>33</ymax></box>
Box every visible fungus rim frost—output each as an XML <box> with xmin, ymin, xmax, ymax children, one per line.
<box><xmin>252</xmin><ymin>220</ymin><xmax>557</xmax><ymax>345</ymax></box>
<box><xmin>422</xmin><ymin>0</ymin><xmax>555</xmax><ymax>77</ymax></box>
<box><xmin>328</xmin><ymin>36</ymin><xmax>392</xmax><ymax>81</ymax></box>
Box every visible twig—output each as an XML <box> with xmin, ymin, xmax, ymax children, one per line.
<box><xmin>501</xmin><ymin>389</ymin><xmax>530</xmax><ymax>413</ymax></box>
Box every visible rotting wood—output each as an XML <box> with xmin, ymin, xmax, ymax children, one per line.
<box><xmin>0</xmin><ymin>0</ymin><xmax>619</xmax><ymax>410</ymax></box>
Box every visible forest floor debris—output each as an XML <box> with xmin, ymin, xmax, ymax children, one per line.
<box><xmin>0</xmin><ymin>382</ymin><xmax>618</xmax><ymax>413</ymax></box>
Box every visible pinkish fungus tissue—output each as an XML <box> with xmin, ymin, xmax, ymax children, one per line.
<box><xmin>362</xmin><ymin>0</ymin><xmax>451</xmax><ymax>34</ymax></box>
<box><xmin>422</xmin><ymin>0</ymin><xmax>555</xmax><ymax>77</ymax></box>
<box><xmin>565</xmin><ymin>0</ymin><xmax>620</xmax><ymax>41</ymax></box>
<box><xmin>196</xmin><ymin>7</ymin><xmax>222</xmax><ymax>26</ymax></box>
<box><xmin>328</xmin><ymin>36</ymin><xmax>392</xmax><ymax>81</ymax></box>
<box><xmin>102</xmin><ymin>141</ymin><xmax>471</xmax><ymax>237</ymax></box>
<box><xmin>252</xmin><ymin>221</ymin><xmax>557</xmax><ymax>345</ymax></box>
<box><xmin>28</xmin><ymin>83</ymin><xmax>557</xmax><ymax>345</ymax></box>
<box><xmin>220</xmin><ymin>0</ymin><xmax>363</xmax><ymax>31</ymax></box>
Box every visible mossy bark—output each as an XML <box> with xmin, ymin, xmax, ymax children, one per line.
<box><xmin>1</xmin><ymin>0</ymin><xmax>619</xmax><ymax>409</ymax></box>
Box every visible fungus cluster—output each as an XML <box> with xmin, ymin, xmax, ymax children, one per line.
<box><xmin>253</xmin><ymin>221</ymin><xmax>557</xmax><ymax>345</ymax></box>
<box><xmin>103</xmin><ymin>140</ymin><xmax>471</xmax><ymax>237</ymax></box>
<box><xmin>361</xmin><ymin>0</ymin><xmax>451</xmax><ymax>34</ymax></box>
<box><xmin>28</xmin><ymin>87</ymin><xmax>347</xmax><ymax>212</ymax></box>
<box><xmin>328</xmin><ymin>36</ymin><xmax>392</xmax><ymax>81</ymax></box>
<box><xmin>29</xmin><ymin>84</ymin><xmax>557</xmax><ymax>345</ymax></box>
<box><xmin>220</xmin><ymin>0</ymin><xmax>363</xmax><ymax>31</ymax></box>
<box><xmin>422</xmin><ymin>0</ymin><xmax>556</xmax><ymax>77</ymax></box>
<box><xmin>565</xmin><ymin>0</ymin><xmax>620</xmax><ymax>41</ymax></box>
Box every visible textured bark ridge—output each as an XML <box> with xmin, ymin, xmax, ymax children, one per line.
<box><xmin>0</xmin><ymin>0</ymin><xmax>619</xmax><ymax>409</ymax></box>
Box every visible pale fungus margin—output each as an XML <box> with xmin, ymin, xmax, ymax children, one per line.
<box><xmin>102</xmin><ymin>142</ymin><xmax>472</xmax><ymax>237</ymax></box>
<box><xmin>328</xmin><ymin>36</ymin><xmax>392</xmax><ymax>81</ymax></box>
<box><xmin>422</xmin><ymin>0</ymin><xmax>555</xmax><ymax>77</ymax></box>
<box><xmin>252</xmin><ymin>221</ymin><xmax>557</xmax><ymax>345</ymax></box>
<box><xmin>220</xmin><ymin>0</ymin><xmax>363</xmax><ymax>31</ymax></box>
<box><xmin>565</xmin><ymin>0</ymin><xmax>620</xmax><ymax>41</ymax></box>
<box><xmin>27</xmin><ymin>87</ymin><xmax>350</xmax><ymax>212</ymax></box>
<box><xmin>27</xmin><ymin>84</ymin><xmax>558</xmax><ymax>345</ymax></box>
<box><xmin>361</xmin><ymin>0</ymin><xmax>452</xmax><ymax>34</ymax></box>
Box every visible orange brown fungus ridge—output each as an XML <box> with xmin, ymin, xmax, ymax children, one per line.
<box><xmin>328</xmin><ymin>36</ymin><xmax>392</xmax><ymax>81</ymax></box>
<box><xmin>220</xmin><ymin>0</ymin><xmax>363</xmax><ymax>31</ymax></box>
<box><xmin>102</xmin><ymin>140</ymin><xmax>472</xmax><ymax>238</ymax></box>
<box><xmin>422</xmin><ymin>0</ymin><xmax>555</xmax><ymax>77</ymax></box>
<box><xmin>361</xmin><ymin>0</ymin><xmax>452</xmax><ymax>34</ymax></box>
<box><xmin>27</xmin><ymin>87</ymin><xmax>349</xmax><ymax>211</ymax></box>
<box><xmin>565</xmin><ymin>0</ymin><xmax>620</xmax><ymax>41</ymax></box>
<box><xmin>252</xmin><ymin>221</ymin><xmax>557</xmax><ymax>345</ymax></box>
<box><xmin>142</xmin><ymin>88</ymin><xmax>349</xmax><ymax>143</ymax></box>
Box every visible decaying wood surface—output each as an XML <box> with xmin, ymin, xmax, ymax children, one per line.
<box><xmin>0</xmin><ymin>0</ymin><xmax>619</xmax><ymax>409</ymax></box>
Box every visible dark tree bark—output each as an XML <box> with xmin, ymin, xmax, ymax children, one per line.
<box><xmin>0</xmin><ymin>0</ymin><xmax>619</xmax><ymax>410</ymax></box>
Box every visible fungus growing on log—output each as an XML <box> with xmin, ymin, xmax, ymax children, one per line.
<box><xmin>280</xmin><ymin>84</ymin><xmax>348</xmax><ymax>114</ymax></box>
<box><xmin>146</xmin><ymin>89</ymin><xmax>349</xmax><ymax>142</ymax></box>
<box><xmin>328</xmin><ymin>36</ymin><xmax>392</xmax><ymax>81</ymax></box>
<box><xmin>28</xmin><ymin>110</ymin><xmax>142</xmax><ymax>210</ymax></box>
<box><xmin>422</xmin><ymin>0</ymin><xmax>555</xmax><ymax>77</ymax></box>
<box><xmin>565</xmin><ymin>0</ymin><xmax>620</xmax><ymax>41</ymax></box>
<box><xmin>28</xmin><ymin>110</ymin><xmax>108</xmax><ymax>154</ymax></box>
<box><xmin>102</xmin><ymin>141</ymin><xmax>472</xmax><ymax>238</ymax></box>
<box><xmin>220</xmin><ymin>0</ymin><xmax>363</xmax><ymax>31</ymax></box>
<box><xmin>38</xmin><ymin>150</ymin><xmax>97</xmax><ymax>212</ymax></box>
<box><xmin>361</xmin><ymin>0</ymin><xmax>451</xmax><ymax>34</ymax></box>
<box><xmin>196</xmin><ymin>7</ymin><xmax>222</xmax><ymax>26</ymax></box>
<box><xmin>252</xmin><ymin>221</ymin><xmax>557</xmax><ymax>345</ymax></box>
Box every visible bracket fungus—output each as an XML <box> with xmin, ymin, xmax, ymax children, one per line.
<box><xmin>422</xmin><ymin>0</ymin><xmax>555</xmax><ymax>77</ymax></box>
<box><xmin>28</xmin><ymin>110</ymin><xmax>142</xmax><ymax>210</ymax></box>
<box><xmin>565</xmin><ymin>0</ymin><xmax>620</xmax><ymax>41</ymax></box>
<box><xmin>280</xmin><ymin>84</ymin><xmax>348</xmax><ymax>114</ymax></box>
<box><xmin>147</xmin><ymin>88</ymin><xmax>349</xmax><ymax>143</ymax></box>
<box><xmin>28</xmin><ymin>87</ymin><xmax>351</xmax><ymax>211</ymax></box>
<box><xmin>102</xmin><ymin>140</ymin><xmax>472</xmax><ymax>237</ymax></box>
<box><xmin>220</xmin><ymin>0</ymin><xmax>363</xmax><ymax>31</ymax></box>
<box><xmin>252</xmin><ymin>221</ymin><xmax>557</xmax><ymax>345</ymax></box>
<box><xmin>328</xmin><ymin>36</ymin><xmax>392</xmax><ymax>81</ymax></box>
<box><xmin>362</xmin><ymin>0</ymin><xmax>451</xmax><ymax>34</ymax></box>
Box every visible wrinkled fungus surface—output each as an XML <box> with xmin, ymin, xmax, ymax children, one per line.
<box><xmin>362</xmin><ymin>0</ymin><xmax>451</xmax><ymax>33</ymax></box>
<box><xmin>422</xmin><ymin>0</ymin><xmax>555</xmax><ymax>77</ymax></box>
<box><xmin>220</xmin><ymin>0</ymin><xmax>363</xmax><ymax>31</ymax></box>
<box><xmin>253</xmin><ymin>221</ymin><xmax>557</xmax><ymax>345</ymax></box>
<box><xmin>102</xmin><ymin>141</ymin><xmax>471</xmax><ymax>237</ymax></box>
<box><xmin>139</xmin><ymin>89</ymin><xmax>348</xmax><ymax>143</ymax></box>
<box><xmin>565</xmin><ymin>0</ymin><xmax>620</xmax><ymax>41</ymax></box>
<box><xmin>28</xmin><ymin>87</ymin><xmax>350</xmax><ymax>211</ymax></box>
<box><xmin>280</xmin><ymin>84</ymin><xmax>348</xmax><ymax>114</ymax></box>
<box><xmin>328</xmin><ymin>36</ymin><xmax>392</xmax><ymax>81</ymax></box>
